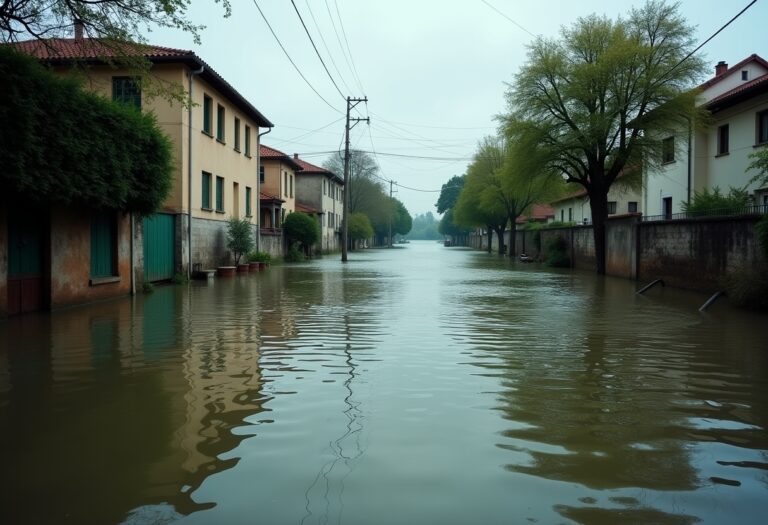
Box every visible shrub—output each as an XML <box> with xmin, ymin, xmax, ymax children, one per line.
<box><xmin>723</xmin><ymin>263</ymin><xmax>768</xmax><ymax>311</ymax></box>
<box><xmin>682</xmin><ymin>186</ymin><xmax>749</xmax><ymax>215</ymax></box>
<box><xmin>284</xmin><ymin>244</ymin><xmax>305</xmax><ymax>263</ymax></box>
<box><xmin>171</xmin><ymin>272</ymin><xmax>189</xmax><ymax>285</ymax></box>
<box><xmin>226</xmin><ymin>218</ymin><xmax>254</xmax><ymax>265</ymax></box>
<box><xmin>349</xmin><ymin>213</ymin><xmax>374</xmax><ymax>243</ymax></box>
<box><xmin>545</xmin><ymin>235</ymin><xmax>570</xmax><ymax>268</ymax></box>
<box><xmin>283</xmin><ymin>212</ymin><xmax>319</xmax><ymax>254</ymax></box>
<box><xmin>247</xmin><ymin>251</ymin><xmax>271</xmax><ymax>263</ymax></box>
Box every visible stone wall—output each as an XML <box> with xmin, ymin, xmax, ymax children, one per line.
<box><xmin>259</xmin><ymin>229</ymin><xmax>284</xmax><ymax>259</ymax></box>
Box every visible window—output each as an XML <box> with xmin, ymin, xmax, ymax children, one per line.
<box><xmin>323</xmin><ymin>179</ymin><xmax>327</xmax><ymax>195</ymax></box>
<box><xmin>90</xmin><ymin>211</ymin><xmax>116</xmax><ymax>277</ymax></box>
<box><xmin>628</xmin><ymin>201</ymin><xmax>638</xmax><ymax>213</ymax></box>
<box><xmin>202</xmin><ymin>171</ymin><xmax>212</xmax><ymax>209</ymax></box>
<box><xmin>607</xmin><ymin>201</ymin><xmax>617</xmax><ymax>214</ymax></box>
<box><xmin>281</xmin><ymin>209</ymin><xmax>285</xmax><ymax>225</ymax></box>
<box><xmin>259</xmin><ymin>165</ymin><xmax>265</xmax><ymax>183</ymax></box>
<box><xmin>283</xmin><ymin>172</ymin><xmax>288</xmax><ymax>196</ymax></box>
<box><xmin>758</xmin><ymin>110</ymin><xmax>768</xmax><ymax>145</ymax></box>
<box><xmin>203</xmin><ymin>95</ymin><xmax>212</xmax><ymax>135</ymax></box>
<box><xmin>112</xmin><ymin>77</ymin><xmax>141</xmax><ymax>109</ymax></box>
<box><xmin>742</xmin><ymin>70</ymin><xmax>749</xmax><ymax>81</ymax></box>
<box><xmin>234</xmin><ymin>117</ymin><xmax>241</xmax><ymax>152</ymax></box>
<box><xmin>290</xmin><ymin>174</ymin><xmax>294</xmax><ymax>198</ymax></box>
<box><xmin>662</xmin><ymin>137</ymin><xmax>675</xmax><ymax>163</ymax></box>
<box><xmin>568</xmin><ymin>208</ymin><xmax>573</xmax><ymax>222</ymax></box>
<box><xmin>245</xmin><ymin>125</ymin><xmax>251</xmax><ymax>156</ymax></box>
<box><xmin>560</xmin><ymin>209</ymin><xmax>564</xmax><ymax>222</ymax></box>
<box><xmin>216</xmin><ymin>104</ymin><xmax>225</xmax><ymax>142</ymax></box>
<box><xmin>662</xmin><ymin>197</ymin><xmax>672</xmax><ymax>220</ymax></box>
<box><xmin>215</xmin><ymin>176</ymin><xmax>224</xmax><ymax>212</ymax></box>
<box><xmin>246</xmin><ymin>186</ymin><xmax>252</xmax><ymax>217</ymax></box>
<box><xmin>717</xmin><ymin>124</ymin><xmax>729</xmax><ymax>155</ymax></box>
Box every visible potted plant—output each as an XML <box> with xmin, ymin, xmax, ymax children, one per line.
<box><xmin>225</xmin><ymin>217</ymin><xmax>254</xmax><ymax>274</ymax></box>
<box><xmin>248</xmin><ymin>250</ymin><xmax>271</xmax><ymax>270</ymax></box>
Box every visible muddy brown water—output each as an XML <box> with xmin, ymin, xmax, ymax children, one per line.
<box><xmin>1</xmin><ymin>241</ymin><xmax>767</xmax><ymax>524</ymax></box>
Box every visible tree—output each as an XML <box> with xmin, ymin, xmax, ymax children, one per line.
<box><xmin>409</xmin><ymin>212</ymin><xmax>441</xmax><ymax>240</ymax></box>
<box><xmin>453</xmin><ymin>160</ymin><xmax>508</xmax><ymax>255</ymax></box>
<box><xmin>348</xmin><ymin>212</ymin><xmax>373</xmax><ymax>248</ymax></box>
<box><xmin>226</xmin><ymin>217</ymin><xmax>253</xmax><ymax>266</ymax></box>
<box><xmin>502</xmin><ymin>0</ymin><xmax>705</xmax><ymax>274</ymax></box>
<box><xmin>748</xmin><ymin>148</ymin><xmax>768</xmax><ymax>189</ymax></box>
<box><xmin>436</xmin><ymin>175</ymin><xmax>466</xmax><ymax>214</ymax></box>
<box><xmin>283</xmin><ymin>212</ymin><xmax>319</xmax><ymax>256</ymax></box>
<box><xmin>392</xmin><ymin>199</ymin><xmax>412</xmax><ymax>237</ymax></box>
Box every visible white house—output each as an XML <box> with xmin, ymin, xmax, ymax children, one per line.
<box><xmin>293</xmin><ymin>155</ymin><xmax>345</xmax><ymax>253</ymax></box>
<box><xmin>644</xmin><ymin>54</ymin><xmax>768</xmax><ymax>218</ymax></box>
<box><xmin>550</xmin><ymin>182</ymin><xmax>642</xmax><ymax>224</ymax></box>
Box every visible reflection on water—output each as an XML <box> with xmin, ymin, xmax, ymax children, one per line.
<box><xmin>1</xmin><ymin>241</ymin><xmax>767</xmax><ymax>525</ymax></box>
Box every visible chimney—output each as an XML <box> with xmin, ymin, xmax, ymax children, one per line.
<box><xmin>715</xmin><ymin>61</ymin><xmax>728</xmax><ymax>77</ymax></box>
<box><xmin>74</xmin><ymin>20</ymin><xmax>84</xmax><ymax>41</ymax></box>
<box><xmin>294</xmin><ymin>153</ymin><xmax>299</xmax><ymax>159</ymax></box>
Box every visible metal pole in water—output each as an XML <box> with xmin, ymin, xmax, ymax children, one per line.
<box><xmin>699</xmin><ymin>291</ymin><xmax>725</xmax><ymax>312</ymax></box>
<box><xmin>636</xmin><ymin>279</ymin><xmax>665</xmax><ymax>295</ymax></box>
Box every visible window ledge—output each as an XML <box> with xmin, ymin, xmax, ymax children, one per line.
<box><xmin>234</xmin><ymin>148</ymin><xmax>241</xmax><ymax>153</ymax></box>
<box><xmin>216</xmin><ymin>138</ymin><xmax>226</xmax><ymax>145</ymax></box>
<box><xmin>755</xmin><ymin>143</ymin><xmax>768</xmax><ymax>149</ymax></box>
<box><xmin>201</xmin><ymin>130</ymin><xmax>213</xmax><ymax>138</ymax></box>
<box><xmin>661</xmin><ymin>160</ymin><xmax>676</xmax><ymax>166</ymax></box>
<box><xmin>215</xmin><ymin>210</ymin><xmax>226</xmax><ymax>214</ymax></box>
<box><xmin>201</xmin><ymin>207</ymin><xmax>213</xmax><ymax>212</ymax></box>
<box><xmin>90</xmin><ymin>276</ymin><xmax>121</xmax><ymax>286</ymax></box>
<box><xmin>245</xmin><ymin>214</ymin><xmax>253</xmax><ymax>218</ymax></box>
<box><xmin>245</xmin><ymin>153</ymin><xmax>252</xmax><ymax>159</ymax></box>
<box><xmin>715</xmin><ymin>152</ymin><xmax>730</xmax><ymax>157</ymax></box>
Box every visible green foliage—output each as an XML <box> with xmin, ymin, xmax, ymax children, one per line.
<box><xmin>435</xmin><ymin>175</ymin><xmax>466</xmax><ymax>213</ymax></box>
<box><xmin>723</xmin><ymin>263</ymin><xmax>768</xmax><ymax>311</ymax></box>
<box><xmin>747</xmin><ymin>148</ymin><xmax>768</xmax><ymax>188</ymax></box>
<box><xmin>247</xmin><ymin>251</ymin><xmax>271</xmax><ymax>263</ymax></box>
<box><xmin>502</xmin><ymin>0</ymin><xmax>706</xmax><ymax>272</ymax></box>
<box><xmin>142</xmin><ymin>282</ymin><xmax>154</xmax><ymax>294</ymax></box>
<box><xmin>284</xmin><ymin>244</ymin><xmax>305</xmax><ymax>263</ymax></box>
<box><xmin>438</xmin><ymin>208</ymin><xmax>470</xmax><ymax>237</ymax></box>
<box><xmin>756</xmin><ymin>215</ymin><xmax>768</xmax><ymax>259</ymax></box>
<box><xmin>393</xmin><ymin>199</ymin><xmax>412</xmax><ymax>235</ymax></box>
<box><xmin>283</xmin><ymin>212</ymin><xmax>320</xmax><ymax>250</ymax></box>
<box><xmin>681</xmin><ymin>187</ymin><xmax>750</xmax><ymax>214</ymax></box>
<box><xmin>545</xmin><ymin>236</ymin><xmax>570</xmax><ymax>268</ymax></box>
<box><xmin>171</xmin><ymin>272</ymin><xmax>189</xmax><ymax>285</ymax></box>
<box><xmin>0</xmin><ymin>47</ymin><xmax>174</xmax><ymax>214</ymax></box>
<box><xmin>226</xmin><ymin>217</ymin><xmax>253</xmax><ymax>265</ymax></box>
<box><xmin>348</xmin><ymin>212</ymin><xmax>374</xmax><ymax>241</ymax></box>
<box><xmin>409</xmin><ymin>212</ymin><xmax>441</xmax><ymax>240</ymax></box>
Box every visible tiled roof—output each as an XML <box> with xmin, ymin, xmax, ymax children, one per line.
<box><xmin>260</xmin><ymin>144</ymin><xmax>302</xmax><ymax>171</ymax></box>
<box><xmin>550</xmin><ymin>188</ymin><xmax>588</xmax><ymax>205</ymax></box>
<box><xmin>706</xmin><ymin>73</ymin><xmax>768</xmax><ymax>111</ymax></box>
<box><xmin>292</xmin><ymin>154</ymin><xmax>343</xmax><ymax>184</ymax></box>
<box><xmin>698</xmin><ymin>54</ymin><xmax>768</xmax><ymax>90</ymax></box>
<box><xmin>260</xmin><ymin>191</ymin><xmax>283</xmax><ymax>203</ymax></box>
<box><xmin>516</xmin><ymin>204</ymin><xmax>555</xmax><ymax>224</ymax></box>
<box><xmin>7</xmin><ymin>38</ymin><xmax>273</xmax><ymax>127</ymax></box>
<box><xmin>296</xmin><ymin>202</ymin><xmax>321</xmax><ymax>214</ymax></box>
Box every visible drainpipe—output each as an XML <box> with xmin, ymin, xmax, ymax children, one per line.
<box><xmin>187</xmin><ymin>64</ymin><xmax>204</xmax><ymax>278</ymax></box>
<box><xmin>256</xmin><ymin>127</ymin><xmax>273</xmax><ymax>252</ymax></box>
<box><xmin>686</xmin><ymin>116</ymin><xmax>692</xmax><ymax>205</ymax></box>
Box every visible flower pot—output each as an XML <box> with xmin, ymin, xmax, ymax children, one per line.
<box><xmin>249</xmin><ymin>262</ymin><xmax>261</xmax><ymax>271</ymax></box>
<box><xmin>237</xmin><ymin>264</ymin><xmax>250</xmax><ymax>273</ymax></box>
<box><xmin>217</xmin><ymin>266</ymin><xmax>236</xmax><ymax>277</ymax></box>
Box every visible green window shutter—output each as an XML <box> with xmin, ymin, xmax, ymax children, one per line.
<box><xmin>245</xmin><ymin>125</ymin><xmax>251</xmax><ymax>155</ymax></box>
<box><xmin>216</xmin><ymin>176</ymin><xmax>224</xmax><ymax>211</ymax></box>
<box><xmin>203</xmin><ymin>95</ymin><xmax>212</xmax><ymax>134</ymax></box>
<box><xmin>234</xmin><ymin>117</ymin><xmax>241</xmax><ymax>151</ymax></box>
<box><xmin>91</xmin><ymin>211</ymin><xmax>116</xmax><ymax>277</ymax></box>
<box><xmin>246</xmin><ymin>186</ymin><xmax>252</xmax><ymax>216</ymax></box>
<box><xmin>217</xmin><ymin>105</ymin><xmax>225</xmax><ymax>141</ymax></box>
<box><xmin>202</xmin><ymin>171</ymin><xmax>211</xmax><ymax>209</ymax></box>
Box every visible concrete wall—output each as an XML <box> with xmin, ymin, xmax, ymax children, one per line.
<box><xmin>191</xmin><ymin>216</ymin><xmax>230</xmax><ymax>269</ymax></box>
<box><xmin>0</xmin><ymin>207</ymin><xmax>7</xmax><ymax>316</ymax></box>
<box><xmin>259</xmin><ymin>230</ymin><xmax>284</xmax><ymax>259</ymax></box>
<box><xmin>49</xmin><ymin>207</ymin><xmax>132</xmax><ymax>310</ymax></box>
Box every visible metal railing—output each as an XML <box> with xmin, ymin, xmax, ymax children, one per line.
<box><xmin>260</xmin><ymin>227</ymin><xmax>283</xmax><ymax>235</ymax></box>
<box><xmin>642</xmin><ymin>204</ymin><xmax>768</xmax><ymax>222</ymax></box>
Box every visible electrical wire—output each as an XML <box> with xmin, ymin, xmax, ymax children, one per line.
<box><xmin>304</xmin><ymin>0</ymin><xmax>355</xmax><ymax>94</ymax></box>
<box><xmin>290</xmin><ymin>0</ymin><xmax>346</xmax><ymax>100</ymax></box>
<box><xmin>333</xmin><ymin>0</ymin><xmax>365</xmax><ymax>94</ymax></box>
<box><xmin>251</xmin><ymin>0</ymin><xmax>342</xmax><ymax>113</ymax></box>
<box><xmin>324</xmin><ymin>0</ymin><xmax>360</xmax><ymax>94</ymax></box>
<box><xmin>480</xmin><ymin>0</ymin><xmax>537</xmax><ymax>38</ymax></box>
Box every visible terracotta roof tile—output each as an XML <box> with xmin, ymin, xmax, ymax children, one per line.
<box><xmin>698</xmin><ymin>54</ymin><xmax>768</xmax><ymax>90</ymax></box>
<box><xmin>295</xmin><ymin>202</ymin><xmax>321</xmax><ymax>214</ymax></box>
<box><xmin>260</xmin><ymin>191</ymin><xmax>283</xmax><ymax>202</ymax></box>
<box><xmin>260</xmin><ymin>144</ymin><xmax>302</xmax><ymax>170</ymax></box>
<box><xmin>516</xmin><ymin>204</ymin><xmax>555</xmax><ymax>224</ymax></box>
<box><xmin>706</xmin><ymin>73</ymin><xmax>768</xmax><ymax>110</ymax></box>
<box><xmin>291</xmin><ymin>154</ymin><xmax>343</xmax><ymax>184</ymax></box>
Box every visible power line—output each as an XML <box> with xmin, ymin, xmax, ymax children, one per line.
<box><xmin>304</xmin><ymin>0</ymin><xmax>355</xmax><ymax>94</ymax></box>
<box><xmin>267</xmin><ymin>116</ymin><xmax>345</xmax><ymax>146</ymax></box>
<box><xmin>290</xmin><ymin>0</ymin><xmax>346</xmax><ymax>100</ymax></box>
<box><xmin>251</xmin><ymin>0</ymin><xmax>341</xmax><ymax>113</ymax></box>
<box><xmin>479</xmin><ymin>0</ymin><xmax>537</xmax><ymax>38</ymax></box>
<box><xmin>333</xmin><ymin>0</ymin><xmax>365</xmax><ymax>94</ymax></box>
<box><xmin>324</xmin><ymin>0</ymin><xmax>360</xmax><ymax>94</ymax></box>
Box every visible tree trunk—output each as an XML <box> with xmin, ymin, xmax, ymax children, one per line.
<box><xmin>486</xmin><ymin>226</ymin><xmax>492</xmax><ymax>253</ymax></box>
<box><xmin>494</xmin><ymin>227</ymin><xmax>506</xmax><ymax>255</ymax></box>
<box><xmin>589</xmin><ymin>190</ymin><xmax>608</xmax><ymax>275</ymax></box>
<box><xmin>509</xmin><ymin>227</ymin><xmax>517</xmax><ymax>257</ymax></box>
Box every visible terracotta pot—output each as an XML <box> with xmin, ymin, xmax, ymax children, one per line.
<box><xmin>217</xmin><ymin>266</ymin><xmax>236</xmax><ymax>277</ymax></box>
<box><xmin>249</xmin><ymin>262</ymin><xmax>260</xmax><ymax>271</ymax></box>
<box><xmin>237</xmin><ymin>264</ymin><xmax>250</xmax><ymax>273</ymax></box>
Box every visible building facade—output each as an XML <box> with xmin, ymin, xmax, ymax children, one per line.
<box><xmin>293</xmin><ymin>155</ymin><xmax>344</xmax><ymax>253</ymax></box>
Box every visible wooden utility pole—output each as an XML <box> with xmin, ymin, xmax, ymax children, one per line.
<box><xmin>388</xmin><ymin>179</ymin><xmax>393</xmax><ymax>248</ymax></box>
<box><xmin>342</xmin><ymin>96</ymin><xmax>368</xmax><ymax>262</ymax></box>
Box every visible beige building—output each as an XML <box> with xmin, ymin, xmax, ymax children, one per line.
<box><xmin>14</xmin><ymin>36</ymin><xmax>274</xmax><ymax>278</ymax></box>
<box><xmin>293</xmin><ymin>155</ymin><xmax>345</xmax><ymax>253</ymax></box>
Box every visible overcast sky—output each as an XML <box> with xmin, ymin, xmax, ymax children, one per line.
<box><xmin>151</xmin><ymin>0</ymin><xmax>766</xmax><ymax>216</ymax></box>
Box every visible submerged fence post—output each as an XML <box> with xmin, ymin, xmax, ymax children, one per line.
<box><xmin>636</xmin><ymin>279</ymin><xmax>665</xmax><ymax>295</ymax></box>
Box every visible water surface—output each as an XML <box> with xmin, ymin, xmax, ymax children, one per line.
<box><xmin>1</xmin><ymin>241</ymin><xmax>767</xmax><ymax>524</ymax></box>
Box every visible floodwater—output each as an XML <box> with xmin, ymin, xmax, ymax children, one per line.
<box><xmin>1</xmin><ymin>241</ymin><xmax>767</xmax><ymax>525</ymax></box>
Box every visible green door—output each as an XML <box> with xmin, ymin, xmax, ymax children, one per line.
<box><xmin>8</xmin><ymin>212</ymin><xmax>45</xmax><ymax>315</ymax></box>
<box><xmin>143</xmin><ymin>213</ymin><xmax>175</xmax><ymax>282</ymax></box>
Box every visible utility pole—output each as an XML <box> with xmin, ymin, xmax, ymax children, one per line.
<box><xmin>388</xmin><ymin>179</ymin><xmax>393</xmax><ymax>248</ymax></box>
<box><xmin>342</xmin><ymin>96</ymin><xmax>368</xmax><ymax>262</ymax></box>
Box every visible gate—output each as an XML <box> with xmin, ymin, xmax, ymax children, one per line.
<box><xmin>143</xmin><ymin>213</ymin><xmax>175</xmax><ymax>282</ymax></box>
<box><xmin>8</xmin><ymin>212</ymin><xmax>45</xmax><ymax>315</ymax></box>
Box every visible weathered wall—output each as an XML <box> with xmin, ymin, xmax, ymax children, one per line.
<box><xmin>637</xmin><ymin>216</ymin><xmax>760</xmax><ymax>291</ymax></box>
<box><xmin>259</xmin><ymin>230</ymin><xmax>284</xmax><ymax>259</ymax></box>
<box><xmin>191</xmin><ymin>216</ymin><xmax>229</xmax><ymax>268</ymax></box>
<box><xmin>49</xmin><ymin>207</ymin><xmax>132</xmax><ymax>309</ymax></box>
<box><xmin>605</xmin><ymin>215</ymin><xmax>639</xmax><ymax>279</ymax></box>
<box><xmin>0</xmin><ymin>207</ymin><xmax>7</xmax><ymax>316</ymax></box>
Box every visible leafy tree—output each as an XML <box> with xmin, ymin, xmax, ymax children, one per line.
<box><xmin>502</xmin><ymin>0</ymin><xmax>706</xmax><ymax>274</ymax></box>
<box><xmin>681</xmin><ymin>187</ymin><xmax>750</xmax><ymax>215</ymax></box>
<box><xmin>348</xmin><ymin>212</ymin><xmax>373</xmax><ymax>247</ymax></box>
<box><xmin>226</xmin><ymin>217</ymin><xmax>253</xmax><ymax>266</ymax></box>
<box><xmin>408</xmin><ymin>212</ymin><xmax>441</xmax><ymax>240</ymax></box>
<box><xmin>453</xmin><ymin>161</ymin><xmax>508</xmax><ymax>255</ymax></box>
<box><xmin>438</xmin><ymin>208</ymin><xmax>470</xmax><ymax>240</ymax></box>
<box><xmin>0</xmin><ymin>46</ymin><xmax>172</xmax><ymax>214</ymax></box>
<box><xmin>435</xmin><ymin>175</ymin><xmax>465</xmax><ymax>213</ymax></box>
<box><xmin>748</xmin><ymin>148</ymin><xmax>768</xmax><ymax>188</ymax></box>
<box><xmin>393</xmin><ymin>198</ymin><xmax>412</xmax><ymax>236</ymax></box>
<box><xmin>283</xmin><ymin>212</ymin><xmax>320</xmax><ymax>255</ymax></box>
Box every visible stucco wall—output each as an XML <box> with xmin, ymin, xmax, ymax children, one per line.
<box><xmin>191</xmin><ymin>216</ymin><xmax>230</xmax><ymax>269</ymax></box>
<box><xmin>259</xmin><ymin>230</ymin><xmax>284</xmax><ymax>259</ymax></box>
<box><xmin>49</xmin><ymin>207</ymin><xmax>132</xmax><ymax>309</ymax></box>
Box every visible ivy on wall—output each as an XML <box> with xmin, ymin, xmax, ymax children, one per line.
<box><xmin>0</xmin><ymin>46</ymin><xmax>173</xmax><ymax>215</ymax></box>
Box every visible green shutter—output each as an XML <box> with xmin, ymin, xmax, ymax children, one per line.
<box><xmin>91</xmin><ymin>211</ymin><xmax>115</xmax><ymax>277</ymax></box>
<box><xmin>246</xmin><ymin>186</ymin><xmax>252</xmax><ymax>216</ymax></box>
<box><xmin>217</xmin><ymin>105</ymin><xmax>225</xmax><ymax>141</ymax></box>
<box><xmin>202</xmin><ymin>172</ymin><xmax>211</xmax><ymax>209</ymax></box>
<box><xmin>245</xmin><ymin>126</ymin><xmax>251</xmax><ymax>155</ymax></box>
<box><xmin>203</xmin><ymin>96</ymin><xmax>212</xmax><ymax>134</ymax></box>
<box><xmin>216</xmin><ymin>176</ymin><xmax>224</xmax><ymax>211</ymax></box>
